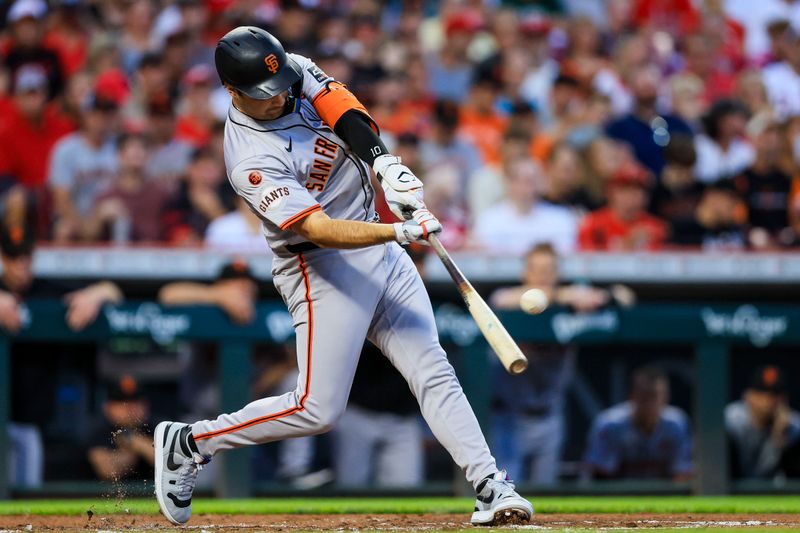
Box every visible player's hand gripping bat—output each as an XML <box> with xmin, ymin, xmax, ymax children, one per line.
<box><xmin>427</xmin><ymin>234</ymin><xmax>528</xmax><ymax>375</ymax></box>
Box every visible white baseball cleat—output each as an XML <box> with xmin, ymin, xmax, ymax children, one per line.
<box><xmin>153</xmin><ymin>421</ymin><xmax>208</xmax><ymax>525</ymax></box>
<box><xmin>470</xmin><ymin>470</ymin><xmax>534</xmax><ymax>526</ymax></box>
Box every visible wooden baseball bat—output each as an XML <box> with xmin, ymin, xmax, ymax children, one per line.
<box><xmin>428</xmin><ymin>234</ymin><xmax>528</xmax><ymax>375</ymax></box>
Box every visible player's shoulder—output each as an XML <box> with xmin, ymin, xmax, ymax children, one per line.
<box><xmin>229</xmin><ymin>153</ymin><xmax>292</xmax><ymax>184</ymax></box>
<box><xmin>288</xmin><ymin>53</ymin><xmax>329</xmax><ymax>82</ymax></box>
<box><xmin>224</xmin><ymin>115</ymin><xmax>290</xmax><ymax>165</ymax></box>
<box><xmin>288</xmin><ymin>52</ymin><xmax>313</xmax><ymax>69</ymax></box>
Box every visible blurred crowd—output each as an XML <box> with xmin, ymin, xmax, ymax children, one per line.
<box><xmin>2</xmin><ymin>0</ymin><xmax>800</xmax><ymax>253</ymax></box>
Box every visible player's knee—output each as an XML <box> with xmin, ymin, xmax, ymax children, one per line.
<box><xmin>414</xmin><ymin>357</ymin><xmax>456</xmax><ymax>388</ymax></box>
<box><xmin>305</xmin><ymin>402</ymin><xmax>345</xmax><ymax>433</ymax></box>
<box><xmin>311</xmin><ymin>412</ymin><xmax>340</xmax><ymax>434</ymax></box>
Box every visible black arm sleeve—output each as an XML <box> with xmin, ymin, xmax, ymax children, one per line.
<box><xmin>333</xmin><ymin>109</ymin><xmax>388</xmax><ymax>167</ymax></box>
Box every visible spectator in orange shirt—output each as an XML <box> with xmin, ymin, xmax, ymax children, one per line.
<box><xmin>458</xmin><ymin>74</ymin><xmax>507</xmax><ymax>166</ymax></box>
<box><xmin>578</xmin><ymin>164</ymin><xmax>668</xmax><ymax>251</ymax></box>
<box><xmin>374</xmin><ymin>57</ymin><xmax>434</xmax><ymax>138</ymax></box>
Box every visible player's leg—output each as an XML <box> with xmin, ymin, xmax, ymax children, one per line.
<box><xmin>367</xmin><ymin>243</ymin><xmax>533</xmax><ymax>524</ymax></box>
<box><xmin>332</xmin><ymin>406</ymin><xmax>380</xmax><ymax>486</ymax></box>
<box><xmin>275</xmin><ymin>369</ymin><xmax>317</xmax><ymax>482</ymax></box>
<box><xmin>193</xmin><ymin>249</ymin><xmax>386</xmax><ymax>448</ymax></box>
<box><xmin>156</xmin><ymin>248</ymin><xmax>384</xmax><ymax>524</ymax></box>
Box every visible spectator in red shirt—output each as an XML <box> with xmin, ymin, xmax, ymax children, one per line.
<box><xmin>578</xmin><ymin>164</ymin><xmax>668</xmax><ymax>251</ymax></box>
<box><xmin>680</xmin><ymin>33</ymin><xmax>737</xmax><ymax>104</ymax></box>
<box><xmin>0</xmin><ymin>64</ymin><xmax>72</xmax><ymax>191</ymax></box>
<box><xmin>175</xmin><ymin>64</ymin><xmax>216</xmax><ymax>149</ymax></box>
<box><xmin>632</xmin><ymin>0</ymin><xmax>700</xmax><ymax>37</ymax></box>
<box><xmin>41</xmin><ymin>0</ymin><xmax>90</xmax><ymax>78</ymax></box>
<box><xmin>697</xmin><ymin>0</ymin><xmax>746</xmax><ymax>73</ymax></box>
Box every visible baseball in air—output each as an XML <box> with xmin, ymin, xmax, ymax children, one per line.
<box><xmin>520</xmin><ymin>288</ymin><xmax>549</xmax><ymax>314</ymax></box>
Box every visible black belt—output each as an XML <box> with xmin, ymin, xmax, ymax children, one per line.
<box><xmin>285</xmin><ymin>241</ymin><xmax>320</xmax><ymax>254</ymax></box>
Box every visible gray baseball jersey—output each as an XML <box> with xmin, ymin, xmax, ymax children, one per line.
<box><xmin>223</xmin><ymin>54</ymin><xmax>376</xmax><ymax>257</ymax></box>
<box><xmin>191</xmin><ymin>54</ymin><xmax>499</xmax><ymax>489</ymax></box>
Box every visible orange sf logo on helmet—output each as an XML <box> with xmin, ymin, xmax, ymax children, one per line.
<box><xmin>264</xmin><ymin>54</ymin><xmax>280</xmax><ymax>74</ymax></box>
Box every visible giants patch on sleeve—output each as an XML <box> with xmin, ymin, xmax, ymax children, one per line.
<box><xmin>307</xmin><ymin>65</ymin><xmax>329</xmax><ymax>83</ymax></box>
<box><xmin>258</xmin><ymin>186</ymin><xmax>291</xmax><ymax>213</ymax></box>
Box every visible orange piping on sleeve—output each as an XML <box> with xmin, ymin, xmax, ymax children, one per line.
<box><xmin>279</xmin><ymin>204</ymin><xmax>323</xmax><ymax>230</ymax></box>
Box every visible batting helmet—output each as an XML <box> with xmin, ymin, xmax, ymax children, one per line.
<box><xmin>215</xmin><ymin>26</ymin><xmax>302</xmax><ymax>100</ymax></box>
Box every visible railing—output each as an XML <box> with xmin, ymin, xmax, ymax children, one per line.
<box><xmin>2</xmin><ymin>300</ymin><xmax>799</xmax><ymax>498</ymax></box>
<box><xmin>24</xmin><ymin>247</ymin><xmax>800</xmax><ymax>284</ymax></box>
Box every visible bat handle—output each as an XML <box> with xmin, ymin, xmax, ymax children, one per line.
<box><xmin>427</xmin><ymin>234</ymin><xmax>467</xmax><ymax>286</ymax></box>
<box><xmin>427</xmin><ymin>233</ymin><xmax>444</xmax><ymax>254</ymax></box>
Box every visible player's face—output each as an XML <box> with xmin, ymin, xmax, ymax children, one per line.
<box><xmin>631</xmin><ymin>379</ymin><xmax>668</xmax><ymax>430</ymax></box>
<box><xmin>524</xmin><ymin>252</ymin><xmax>558</xmax><ymax>288</ymax></box>
<box><xmin>231</xmin><ymin>89</ymin><xmax>288</xmax><ymax>121</ymax></box>
<box><xmin>745</xmin><ymin>389</ymin><xmax>781</xmax><ymax>422</ymax></box>
<box><xmin>1</xmin><ymin>254</ymin><xmax>33</xmax><ymax>293</ymax></box>
<box><xmin>609</xmin><ymin>185</ymin><xmax>647</xmax><ymax>220</ymax></box>
<box><xmin>15</xmin><ymin>88</ymin><xmax>47</xmax><ymax>118</ymax></box>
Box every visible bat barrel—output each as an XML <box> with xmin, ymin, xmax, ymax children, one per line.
<box><xmin>509</xmin><ymin>359</ymin><xmax>528</xmax><ymax>375</ymax></box>
<box><xmin>427</xmin><ymin>234</ymin><xmax>528</xmax><ymax>375</ymax></box>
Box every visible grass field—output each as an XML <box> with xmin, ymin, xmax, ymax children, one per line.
<box><xmin>2</xmin><ymin>495</ymin><xmax>800</xmax><ymax>516</ymax></box>
<box><xmin>0</xmin><ymin>496</ymin><xmax>800</xmax><ymax>532</ymax></box>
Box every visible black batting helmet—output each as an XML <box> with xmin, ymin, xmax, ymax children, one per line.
<box><xmin>215</xmin><ymin>26</ymin><xmax>302</xmax><ymax>100</ymax></box>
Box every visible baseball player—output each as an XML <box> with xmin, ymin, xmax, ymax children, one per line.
<box><xmin>154</xmin><ymin>26</ymin><xmax>533</xmax><ymax>526</ymax></box>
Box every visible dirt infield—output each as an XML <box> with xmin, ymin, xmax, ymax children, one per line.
<box><xmin>1</xmin><ymin>513</ymin><xmax>800</xmax><ymax>531</ymax></box>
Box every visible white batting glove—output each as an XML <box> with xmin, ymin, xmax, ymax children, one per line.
<box><xmin>374</xmin><ymin>154</ymin><xmax>425</xmax><ymax>220</ymax></box>
<box><xmin>393</xmin><ymin>208</ymin><xmax>442</xmax><ymax>245</ymax></box>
